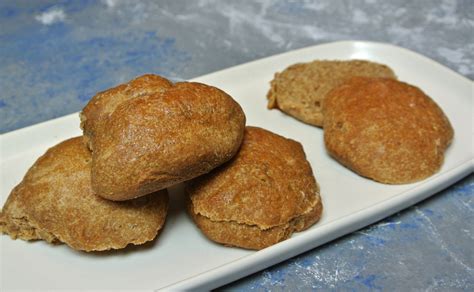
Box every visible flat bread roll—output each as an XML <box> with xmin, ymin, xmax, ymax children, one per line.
<box><xmin>267</xmin><ymin>60</ymin><xmax>396</xmax><ymax>127</ymax></box>
<box><xmin>323</xmin><ymin>77</ymin><xmax>454</xmax><ymax>184</ymax></box>
<box><xmin>187</xmin><ymin>127</ymin><xmax>323</xmax><ymax>250</ymax></box>
<box><xmin>0</xmin><ymin>137</ymin><xmax>168</xmax><ymax>252</ymax></box>
<box><xmin>80</xmin><ymin>74</ymin><xmax>246</xmax><ymax>201</ymax></box>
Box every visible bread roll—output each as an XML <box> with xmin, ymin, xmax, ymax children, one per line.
<box><xmin>81</xmin><ymin>74</ymin><xmax>246</xmax><ymax>200</ymax></box>
<box><xmin>187</xmin><ymin>127</ymin><xmax>323</xmax><ymax>250</ymax></box>
<box><xmin>267</xmin><ymin>60</ymin><xmax>396</xmax><ymax>127</ymax></box>
<box><xmin>323</xmin><ymin>77</ymin><xmax>454</xmax><ymax>184</ymax></box>
<box><xmin>0</xmin><ymin>137</ymin><xmax>168</xmax><ymax>252</ymax></box>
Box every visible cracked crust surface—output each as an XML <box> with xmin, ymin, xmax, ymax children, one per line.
<box><xmin>0</xmin><ymin>137</ymin><xmax>168</xmax><ymax>252</ymax></box>
<box><xmin>323</xmin><ymin>77</ymin><xmax>454</xmax><ymax>184</ymax></box>
<box><xmin>80</xmin><ymin>74</ymin><xmax>246</xmax><ymax>201</ymax></box>
<box><xmin>186</xmin><ymin>126</ymin><xmax>323</xmax><ymax>250</ymax></box>
<box><xmin>267</xmin><ymin>60</ymin><xmax>396</xmax><ymax>127</ymax></box>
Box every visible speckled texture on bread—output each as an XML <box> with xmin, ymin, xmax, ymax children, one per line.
<box><xmin>267</xmin><ymin>60</ymin><xmax>396</xmax><ymax>127</ymax></box>
<box><xmin>186</xmin><ymin>127</ymin><xmax>323</xmax><ymax>250</ymax></box>
<box><xmin>80</xmin><ymin>74</ymin><xmax>246</xmax><ymax>201</ymax></box>
<box><xmin>323</xmin><ymin>77</ymin><xmax>454</xmax><ymax>184</ymax></box>
<box><xmin>0</xmin><ymin>137</ymin><xmax>169</xmax><ymax>252</ymax></box>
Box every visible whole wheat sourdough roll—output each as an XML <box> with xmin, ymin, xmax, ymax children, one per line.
<box><xmin>323</xmin><ymin>77</ymin><xmax>454</xmax><ymax>184</ymax></box>
<box><xmin>267</xmin><ymin>60</ymin><xmax>396</xmax><ymax>127</ymax></box>
<box><xmin>0</xmin><ymin>137</ymin><xmax>168</xmax><ymax>252</ymax></box>
<box><xmin>187</xmin><ymin>126</ymin><xmax>323</xmax><ymax>250</ymax></box>
<box><xmin>80</xmin><ymin>74</ymin><xmax>246</xmax><ymax>201</ymax></box>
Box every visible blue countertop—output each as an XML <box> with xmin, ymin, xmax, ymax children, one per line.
<box><xmin>1</xmin><ymin>1</ymin><xmax>472</xmax><ymax>290</ymax></box>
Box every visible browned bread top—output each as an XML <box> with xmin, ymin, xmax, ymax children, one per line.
<box><xmin>323</xmin><ymin>77</ymin><xmax>454</xmax><ymax>184</ymax></box>
<box><xmin>267</xmin><ymin>60</ymin><xmax>396</xmax><ymax>127</ymax></box>
<box><xmin>188</xmin><ymin>126</ymin><xmax>322</xmax><ymax>230</ymax></box>
<box><xmin>0</xmin><ymin>137</ymin><xmax>168</xmax><ymax>252</ymax></box>
<box><xmin>80</xmin><ymin>74</ymin><xmax>246</xmax><ymax>201</ymax></box>
<box><xmin>80</xmin><ymin>74</ymin><xmax>173</xmax><ymax>149</ymax></box>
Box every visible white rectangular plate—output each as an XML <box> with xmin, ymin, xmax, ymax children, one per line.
<box><xmin>1</xmin><ymin>41</ymin><xmax>472</xmax><ymax>290</ymax></box>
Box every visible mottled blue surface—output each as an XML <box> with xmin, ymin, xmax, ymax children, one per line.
<box><xmin>1</xmin><ymin>0</ymin><xmax>473</xmax><ymax>290</ymax></box>
<box><xmin>223</xmin><ymin>176</ymin><xmax>474</xmax><ymax>291</ymax></box>
<box><xmin>0</xmin><ymin>1</ymin><xmax>190</xmax><ymax>132</ymax></box>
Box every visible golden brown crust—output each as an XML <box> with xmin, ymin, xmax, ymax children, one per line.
<box><xmin>267</xmin><ymin>60</ymin><xmax>396</xmax><ymax>127</ymax></box>
<box><xmin>323</xmin><ymin>77</ymin><xmax>454</xmax><ymax>184</ymax></box>
<box><xmin>0</xmin><ymin>137</ymin><xmax>168</xmax><ymax>252</ymax></box>
<box><xmin>80</xmin><ymin>74</ymin><xmax>246</xmax><ymax>201</ymax></box>
<box><xmin>80</xmin><ymin>74</ymin><xmax>173</xmax><ymax>149</ymax></box>
<box><xmin>187</xmin><ymin>194</ymin><xmax>322</xmax><ymax>250</ymax></box>
<box><xmin>186</xmin><ymin>127</ymin><xmax>323</xmax><ymax>250</ymax></box>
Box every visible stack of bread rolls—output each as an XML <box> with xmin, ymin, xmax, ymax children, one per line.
<box><xmin>268</xmin><ymin>60</ymin><xmax>453</xmax><ymax>184</ymax></box>
<box><xmin>1</xmin><ymin>74</ymin><xmax>323</xmax><ymax>251</ymax></box>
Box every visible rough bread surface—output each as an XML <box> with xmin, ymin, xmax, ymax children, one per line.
<box><xmin>187</xmin><ymin>126</ymin><xmax>323</xmax><ymax>250</ymax></box>
<box><xmin>80</xmin><ymin>74</ymin><xmax>246</xmax><ymax>201</ymax></box>
<box><xmin>0</xmin><ymin>137</ymin><xmax>169</xmax><ymax>252</ymax></box>
<box><xmin>267</xmin><ymin>60</ymin><xmax>396</xmax><ymax>127</ymax></box>
<box><xmin>323</xmin><ymin>77</ymin><xmax>454</xmax><ymax>184</ymax></box>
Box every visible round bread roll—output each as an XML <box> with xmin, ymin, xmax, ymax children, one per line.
<box><xmin>323</xmin><ymin>77</ymin><xmax>454</xmax><ymax>184</ymax></box>
<box><xmin>0</xmin><ymin>137</ymin><xmax>168</xmax><ymax>252</ymax></box>
<box><xmin>267</xmin><ymin>60</ymin><xmax>396</xmax><ymax>127</ymax></box>
<box><xmin>186</xmin><ymin>126</ymin><xmax>323</xmax><ymax>250</ymax></box>
<box><xmin>80</xmin><ymin>74</ymin><xmax>246</xmax><ymax>201</ymax></box>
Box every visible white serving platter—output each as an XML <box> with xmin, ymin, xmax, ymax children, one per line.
<box><xmin>1</xmin><ymin>41</ymin><xmax>472</xmax><ymax>291</ymax></box>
